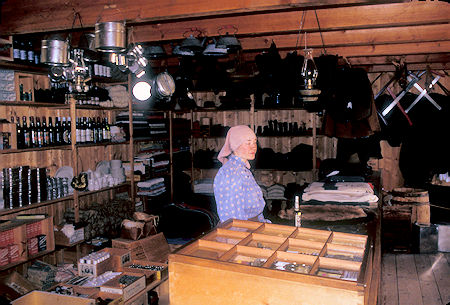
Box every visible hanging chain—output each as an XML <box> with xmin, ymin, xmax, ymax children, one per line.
<box><xmin>314</xmin><ymin>10</ymin><xmax>326</xmax><ymax>54</ymax></box>
<box><xmin>295</xmin><ymin>10</ymin><xmax>307</xmax><ymax>51</ymax></box>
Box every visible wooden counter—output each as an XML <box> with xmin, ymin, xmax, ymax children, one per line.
<box><xmin>169</xmin><ymin>219</ymin><xmax>378</xmax><ymax>305</ymax></box>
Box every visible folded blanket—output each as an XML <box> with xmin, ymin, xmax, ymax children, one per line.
<box><xmin>302</xmin><ymin>182</ymin><xmax>378</xmax><ymax>203</ymax></box>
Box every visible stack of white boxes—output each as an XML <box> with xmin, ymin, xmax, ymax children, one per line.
<box><xmin>0</xmin><ymin>69</ymin><xmax>15</xmax><ymax>101</ymax></box>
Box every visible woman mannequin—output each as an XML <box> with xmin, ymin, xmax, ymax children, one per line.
<box><xmin>213</xmin><ymin>125</ymin><xmax>268</xmax><ymax>223</ymax></box>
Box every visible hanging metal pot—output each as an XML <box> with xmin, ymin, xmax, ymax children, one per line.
<box><xmin>180</xmin><ymin>35</ymin><xmax>206</xmax><ymax>54</ymax></box>
<box><xmin>216</xmin><ymin>33</ymin><xmax>241</xmax><ymax>52</ymax></box>
<box><xmin>95</xmin><ymin>21</ymin><xmax>126</xmax><ymax>53</ymax></box>
<box><xmin>40</xmin><ymin>39</ymin><xmax>70</xmax><ymax>66</ymax></box>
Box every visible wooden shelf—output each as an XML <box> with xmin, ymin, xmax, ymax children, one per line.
<box><xmin>0</xmin><ymin>249</ymin><xmax>54</xmax><ymax>271</ymax></box>
<box><xmin>75</xmin><ymin>141</ymin><xmax>129</xmax><ymax>148</ymax></box>
<box><xmin>0</xmin><ymin>145</ymin><xmax>71</xmax><ymax>154</ymax></box>
<box><xmin>0</xmin><ymin>101</ymin><xmax>69</xmax><ymax>108</ymax></box>
<box><xmin>75</xmin><ymin>105</ymin><xmax>128</xmax><ymax>111</ymax></box>
<box><xmin>0</xmin><ymin>183</ymin><xmax>131</xmax><ymax>217</ymax></box>
<box><xmin>0</xmin><ymin>61</ymin><xmax>48</xmax><ymax>73</ymax></box>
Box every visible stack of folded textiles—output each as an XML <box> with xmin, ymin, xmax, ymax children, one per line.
<box><xmin>137</xmin><ymin>177</ymin><xmax>166</xmax><ymax>197</ymax></box>
<box><xmin>193</xmin><ymin>179</ymin><xmax>214</xmax><ymax>194</ymax></box>
<box><xmin>266</xmin><ymin>184</ymin><xmax>287</xmax><ymax>200</ymax></box>
<box><xmin>301</xmin><ymin>181</ymin><xmax>379</xmax><ymax>207</ymax></box>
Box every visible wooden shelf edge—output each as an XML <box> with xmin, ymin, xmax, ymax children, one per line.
<box><xmin>0</xmin><ymin>249</ymin><xmax>55</xmax><ymax>271</ymax></box>
<box><xmin>0</xmin><ymin>145</ymin><xmax>71</xmax><ymax>154</ymax></box>
<box><xmin>0</xmin><ymin>183</ymin><xmax>130</xmax><ymax>217</ymax></box>
<box><xmin>77</xmin><ymin>182</ymin><xmax>131</xmax><ymax>197</ymax></box>
<box><xmin>0</xmin><ymin>101</ymin><xmax>69</xmax><ymax>108</ymax></box>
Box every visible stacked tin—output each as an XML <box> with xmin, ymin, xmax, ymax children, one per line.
<box><xmin>1</xmin><ymin>166</ymin><xmax>47</xmax><ymax>209</ymax></box>
<box><xmin>47</xmin><ymin>177</ymin><xmax>70</xmax><ymax>200</ymax></box>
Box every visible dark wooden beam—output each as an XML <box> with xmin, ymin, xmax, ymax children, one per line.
<box><xmin>0</xmin><ymin>0</ymin><xmax>409</xmax><ymax>35</ymax></box>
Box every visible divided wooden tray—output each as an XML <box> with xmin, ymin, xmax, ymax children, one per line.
<box><xmin>169</xmin><ymin>219</ymin><xmax>373</xmax><ymax>305</ymax></box>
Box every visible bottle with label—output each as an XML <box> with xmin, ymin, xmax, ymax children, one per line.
<box><xmin>27</xmin><ymin>40</ymin><xmax>34</xmax><ymax>64</ymax></box>
<box><xmin>42</xmin><ymin>117</ymin><xmax>49</xmax><ymax>146</ymax></box>
<box><xmin>97</xmin><ymin>117</ymin><xmax>103</xmax><ymax>142</ymax></box>
<box><xmin>29</xmin><ymin>116</ymin><xmax>36</xmax><ymax>148</ymax></box>
<box><xmin>55</xmin><ymin>117</ymin><xmax>62</xmax><ymax>145</ymax></box>
<box><xmin>13</xmin><ymin>37</ymin><xmax>21</xmax><ymax>62</ymax></box>
<box><xmin>61</xmin><ymin>117</ymin><xmax>68</xmax><ymax>144</ymax></box>
<box><xmin>35</xmin><ymin>116</ymin><xmax>43</xmax><ymax>148</ymax></box>
<box><xmin>14</xmin><ymin>116</ymin><xmax>24</xmax><ymax>149</ymax></box>
<box><xmin>294</xmin><ymin>195</ymin><xmax>302</xmax><ymax>227</ymax></box>
<box><xmin>19</xmin><ymin>39</ymin><xmax>27</xmax><ymax>63</ymax></box>
<box><xmin>85</xmin><ymin>117</ymin><xmax>92</xmax><ymax>143</ymax></box>
<box><xmin>22</xmin><ymin>116</ymin><xmax>30</xmax><ymax>148</ymax></box>
<box><xmin>67</xmin><ymin>117</ymin><xmax>71</xmax><ymax>144</ymax></box>
<box><xmin>80</xmin><ymin>117</ymin><xmax>86</xmax><ymax>143</ymax></box>
<box><xmin>103</xmin><ymin>118</ymin><xmax>111</xmax><ymax>142</ymax></box>
<box><xmin>48</xmin><ymin>117</ymin><xmax>54</xmax><ymax>146</ymax></box>
<box><xmin>76</xmin><ymin>117</ymin><xmax>81</xmax><ymax>143</ymax></box>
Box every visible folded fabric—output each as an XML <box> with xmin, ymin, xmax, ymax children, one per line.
<box><xmin>302</xmin><ymin>182</ymin><xmax>378</xmax><ymax>203</ymax></box>
<box><xmin>137</xmin><ymin>177</ymin><xmax>165</xmax><ymax>188</ymax></box>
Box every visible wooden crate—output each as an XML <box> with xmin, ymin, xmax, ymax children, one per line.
<box><xmin>169</xmin><ymin>219</ymin><xmax>374</xmax><ymax>305</ymax></box>
<box><xmin>12</xmin><ymin>290</ymin><xmax>95</xmax><ymax>305</ymax></box>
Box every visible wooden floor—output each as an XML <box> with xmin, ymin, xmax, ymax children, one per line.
<box><xmin>379</xmin><ymin>253</ymin><xmax>450</xmax><ymax>305</ymax></box>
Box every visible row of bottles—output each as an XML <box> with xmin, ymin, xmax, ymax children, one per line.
<box><xmin>12</xmin><ymin>116</ymin><xmax>112</xmax><ymax>148</ymax></box>
<box><xmin>12</xmin><ymin>36</ymin><xmax>40</xmax><ymax>65</ymax></box>
<box><xmin>76</xmin><ymin>117</ymin><xmax>111</xmax><ymax>144</ymax></box>
<box><xmin>12</xmin><ymin>116</ymin><xmax>70</xmax><ymax>149</ymax></box>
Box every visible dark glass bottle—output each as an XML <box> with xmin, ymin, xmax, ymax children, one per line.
<box><xmin>16</xmin><ymin>116</ymin><xmax>24</xmax><ymax>149</ymax></box>
<box><xmin>29</xmin><ymin>116</ymin><xmax>36</xmax><ymax>147</ymax></box>
<box><xmin>35</xmin><ymin>116</ymin><xmax>43</xmax><ymax>148</ymax></box>
<box><xmin>67</xmin><ymin>117</ymin><xmax>71</xmax><ymax>144</ymax></box>
<box><xmin>13</xmin><ymin>37</ymin><xmax>20</xmax><ymax>62</ymax></box>
<box><xmin>27</xmin><ymin>40</ymin><xmax>34</xmax><ymax>64</ymax></box>
<box><xmin>19</xmin><ymin>39</ymin><xmax>27</xmax><ymax>63</ymax></box>
<box><xmin>55</xmin><ymin>117</ymin><xmax>62</xmax><ymax>145</ymax></box>
<box><xmin>42</xmin><ymin>117</ymin><xmax>49</xmax><ymax>146</ymax></box>
<box><xmin>80</xmin><ymin>117</ymin><xmax>86</xmax><ymax>143</ymax></box>
<box><xmin>48</xmin><ymin>117</ymin><xmax>54</xmax><ymax>146</ymax></box>
<box><xmin>22</xmin><ymin>116</ymin><xmax>30</xmax><ymax>148</ymax></box>
<box><xmin>97</xmin><ymin>117</ymin><xmax>103</xmax><ymax>143</ymax></box>
<box><xmin>61</xmin><ymin>117</ymin><xmax>68</xmax><ymax>144</ymax></box>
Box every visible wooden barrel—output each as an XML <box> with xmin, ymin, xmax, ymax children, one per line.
<box><xmin>391</xmin><ymin>187</ymin><xmax>430</xmax><ymax>225</ymax></box>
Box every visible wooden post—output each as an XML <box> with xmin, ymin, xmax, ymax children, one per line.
<box><xmin>169</xmin><ymin>110</ymin><xmax>174</xmax><ymax>202</ymax></box>
<box><xmin>128</xmin><ymin>74</ymin><xmax>135</xmax><ymax>203</ymax></box>
<box><xmin>69</xmin><ymin>94</ymin><xmax>79</xmax><ymax>223</ymax></box>
<box><xmin>190</xmin><ymin>109</ymin><xmax>195</xmax><ymax>190</ymax></box>
<box><xmin>312</xmin><ymin>113</ymin><xmax>317</xmax><ymax>180</ymax></box>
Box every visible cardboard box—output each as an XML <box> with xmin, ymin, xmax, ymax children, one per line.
<box><xmin>12</xmin><ymin>290</ymin><xmax>95</xmax><ymax>305</ymax></box>
<box><xmin>112</xmin><ymin>233</ymin><xmax>169</xmax><ymax>263</ymax></box>
<box><xmin>100</xmin><ymin>272</ymin><xmax>146</xmax><ymax>301</ymax></box>
<box><xmin>99</xmin><ymin>247</ymin><xmax>131</xmax><ymax>270</ymax></box>
<box><xmin>122</xmin><ymin>259</ymin><xmax>168</xmax><ymax>283</ymax></box>
<box><xmin>78</xmin><ymin>255</ymin><xmax>113</xmax><ymax>277</ymax></box>
<box><xmin>54</xmin><ymin>226</ymin><xmax>85</xmax><ymax>246</ymax></box>
<box><xmin>0</xmin><ymin>271</ymin><xmax>38</xmax><ymax>301</ymax></box>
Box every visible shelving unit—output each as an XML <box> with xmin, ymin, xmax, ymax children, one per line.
<box><xmin>0</xmin><ymin>63</ymin><xmax>135</xmax><ymax>270</ymax></box>
<box><xmin>181</xmin><ymin>102</ymin><xmax>337</xmax><ymax>187</ymax></box>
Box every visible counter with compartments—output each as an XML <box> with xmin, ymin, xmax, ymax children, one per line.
<box><xmin>169</xmin><ymin>219</ymin><xmax>376</xmax><ymax>305</ymax></box>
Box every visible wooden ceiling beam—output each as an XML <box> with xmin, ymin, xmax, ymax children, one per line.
<box><xmin>0</xmin><ymin>0</ymin><xmax>409</xmax><ymax>35</ymax></box>
<box><xmin>132</xmin><ymin>2</ymin><xmax>450</xmax><ymax>43</ymax></box>
<box><xmin>236</xmin><ymin>24</ymin><xmax>450</xmax><ymax>51</ymax></box>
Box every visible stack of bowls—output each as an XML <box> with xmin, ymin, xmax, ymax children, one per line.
<box><xmin>110</xmin><ymin>160</ymin><xmax>126</xmax><ymax>183</ymax></box>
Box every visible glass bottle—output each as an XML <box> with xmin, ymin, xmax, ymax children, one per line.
<box><xmin>42</xmin><ymin>116</ymin><xmax>49</xmax><ymax>146</ymax></box>
<box><xmin>29</xmin><ymin>116</ymin><xmax>36</xmax><ymax>148</ymax></box>
<box><xmin>35</xmin><ymin>116</ymin><xmax>43</xmax><ymax>148</ymax></box>
<box><xmin>22</xmin><ymin>116</ymin><xmax>30</xmax><ymax>148</ymax></box>
<box><xmin>48</xmin><ymin>117</ymin><xmax>54</xmax><ymax>146</ymax></box>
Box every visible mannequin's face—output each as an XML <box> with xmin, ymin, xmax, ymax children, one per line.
<box><xmin>234</xmin><ymin>136</ymin><xmax>258</xmax><ymax>161</ymax></box>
